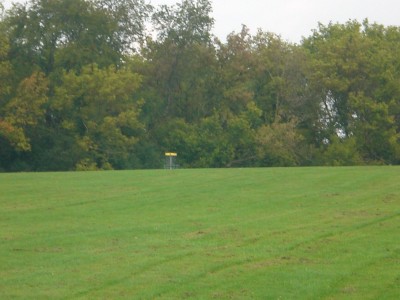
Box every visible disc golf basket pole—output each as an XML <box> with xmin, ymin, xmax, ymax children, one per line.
<box><xmin>165</xmin><ymin>152</ymin><xmax>177</xmax><ymax>169</ymax></box>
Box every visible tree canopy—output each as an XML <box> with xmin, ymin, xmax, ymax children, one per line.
<box><xmin>0</xmin><ymin>0</ymin><xmax>399</xmax><ymax>171</ymax></box>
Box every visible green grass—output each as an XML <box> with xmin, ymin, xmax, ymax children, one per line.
<box><xmin>0</xmin><ymin>167</ymin><xmax>399</xmax><ymax>299</ymax></box>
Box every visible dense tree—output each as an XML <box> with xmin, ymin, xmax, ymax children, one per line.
<box><xmin>5</xmin><ymin>0</ymin><xmax>150</xmax><ymax>78</ymax></box>
<box><xmin>0</xmin><ymin>0</ymin><xmax>399</xmax><ymax>171</ymax></box>
<box><xmin>142</xmin><ymin>0</ymin><xmax>215</xmax><ymax>121</ymax></box>
<box><xmin>50</xmin><ymin>64</ymin><xmax>144</xmax><ymax>170</ymax></box>
<box><xmin>92</xmin><ymin>0</ymin><xmax>152</xmax><ymax>50</ymax></box>
<box><xmin>214</xmin><ymin>26</ymin><xmax>255</xmax><ymax>115</ymax></box>
<box><xmin>152</xmin><ymin>0</ymin><xmax>213</xmax><ymax>45</ymax></box>
<box><xmin>0</xmin><ymin>14</ymin><xmax>17</xmax><ymax>153</ymax></box>
<box><xmin>303</xmin><ymin>20</ymin><xmax>400</xmax><ymax>164</ymax></box>
<box><xmin>256</xmin><ymin>118</ymin><xmax>304</xmax><ymax>166</ymax></box>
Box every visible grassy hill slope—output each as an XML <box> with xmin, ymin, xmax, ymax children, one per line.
<box><xmin>1</xmin><ymin>167</ymin><xmax>399</xmax><ymax>299</ymax></box>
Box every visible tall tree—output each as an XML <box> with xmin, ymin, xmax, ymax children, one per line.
<box><xmin>0</xmin><ymin>72</ymin><xmax>49</xmax><ymax>171</ymax></box>
<box><xmin>5</xmin><ymin>0</ymin><xmax>150</xmax><ymax>77</ymax></box>
<box><xmin>144</xmin><ymin>0</ymin><xmax>215</xmax><ymax>120</ymax></box>
<box><xmin>152</xmin><ymin>0</ymin><xmax>213</xmax><ymax>45</ymax></box>
<box><xmin>214</xmin><ymin>26</ymin><xmax>256</xmax><ymax>115</ymax></box>
<box><xmin>303</xmin><ymin>20</ymin><xmax>400</xmax><ymax>164</ymax></box>
<box><xmin>132</xmin><ymin>0</ymin><xmax>217</xmax><ymax>168</ymax></box>
<box><xmin>51</xmin><ymin>64</ymin><xmax>145</xmax><ymax>170</ymax></box>
<box><xmin>92</xmin><ymin>0</ymin><xmax>152</xmax><ymax>51</ymax></box>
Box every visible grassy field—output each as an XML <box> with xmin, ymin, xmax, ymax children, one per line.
<box><xmin>0</xmin><ymin>167</ymin><xmax>399</xmax><ymax>299</ymax></box>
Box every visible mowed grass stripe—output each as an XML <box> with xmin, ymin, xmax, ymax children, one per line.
<box><xmin>0</xmin><ymin>167</ymin><xmax>399</xmax><ymax>299</ymax></box>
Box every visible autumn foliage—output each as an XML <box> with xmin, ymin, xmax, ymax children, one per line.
<box><xmin>0</xmin><ymin>1</ymin><xmax>399</xmax><ymax>171</ymax></box>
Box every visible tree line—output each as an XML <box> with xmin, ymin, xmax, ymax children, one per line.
<box><xmin>0</xmin><ymin>0</ymin><xmax>399</xmax><ymax>171</ymax></box>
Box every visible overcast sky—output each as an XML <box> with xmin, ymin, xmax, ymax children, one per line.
<box><xmin>152</xmin><ymin>0</ymin><xmax>400</xmax><ymax>42</ymax></box>
<box><xmin>3</xmin><ymin>0</ymin><xmax>400</xmax><ymax>43</ymax></box>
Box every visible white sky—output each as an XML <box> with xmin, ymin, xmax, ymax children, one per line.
<box><xmin>3</xmin><ymin>0</ymin><xmax>400</xmax><ymax>43</ymax></box>
<box><xmin>152</xmin><ymin>0</ymin><xmax>400</xmax><ymax>43</ymax></box>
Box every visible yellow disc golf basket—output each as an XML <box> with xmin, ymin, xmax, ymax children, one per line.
<box><xmin>165</xmin><ymin>152</ymin><xmax>178</xmax><ymax>169</ymax></box>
